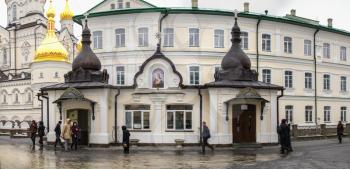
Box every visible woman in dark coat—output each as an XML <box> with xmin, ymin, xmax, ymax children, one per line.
<box><xmin>29</xmin><ymin>120</ymin><xmax>38</xmax><ymax>149</ymax></box>
<box><xmin>37</xmin><ymin>121</ymin><xmax>45</xmax><ymax>150</ymax></box>
<box><xmin>71</xmin><ymin>122</ymin><xmax>80</xmax><ymax>150</ymax></box>
<box><xmin>278</xmin><ymin>119</ymin><xmax>290</xmax><ymax>154</ymax></box>
<box><xmin>122</xmin><ymin>125</ymin><xmax>130</xmax><ymax>154</ymax></box>
<box><xmin>337</xmin><ymin>121</ymin><xmax>344</xmax><ymax>144</ymax></box>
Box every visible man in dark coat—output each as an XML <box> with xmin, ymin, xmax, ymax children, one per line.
<box><xmin>29</xmin><ymin>120</ymin><xmax>37</xmax><ymax>150</ymax></box>
<box><xmin>37</xmin><ymin>121</ymin><xmax>45</xmax><ymax>150</ymax></box>
<box><xmin>122</xmin><ymin>125</ymin><xmax>130</xmax><ymax>154</ymax></box>
<box><xmin>278</xmin><ymin>119</ymin><xmax>290</xmax><ymax>154</ymax></box>
<box><xmin>202</xmin><ymin>122</ymin><xmax>214</xmax><ymax>153</ymax></box>
<box><xmin>54</xmin><ymin>121</ymin><xmax>63</xmax><ymax>149</ymax></box>
<box><xmin>337</xmin><ymin>121</ymin><xmax>344</xmax><ymax>144</ymax></box>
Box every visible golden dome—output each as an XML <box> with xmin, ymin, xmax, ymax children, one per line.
<box><xmin>34</xmin><ymin>0</ymin><xmax>68</xmax><ymax>62</ymax></box>
<box><xmin>76</xmin><ymin>40</ymin><xmax>82</xmax><ymax>52</ymax></box>
<box><xmin>60</xmin><ymin>0</ymin><xmax>74</xmax><ymax>21</ymax></box>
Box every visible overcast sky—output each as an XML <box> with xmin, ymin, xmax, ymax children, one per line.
<box><xmin>1</xmin><ymin>0</ymin><xmax>350</xmax><ymax>36</ymax></box>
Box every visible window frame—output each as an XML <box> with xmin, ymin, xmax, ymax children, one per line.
<box><xmin>284</xmin><ymin>36</ymin><xmax>293</xmax><ymax>54</ymax></box>
<box><xmin>340</xmin><ymin>46</ymin><xmax>347</xmax><ymax>61</ymax></box>
<box><xmin>214</xmin><ymin>29</ymin><xmax>224</xmax><ymax>48</ymax></box>
<box><xmin>304</xmin><ymin>72</ymin><xmax>313</xmax><ymax>89</ymax></box>
<box><xmin>305</xmin><ymin>106</ymin><xmax>313</xmax><ymax>123</ymax></box>
<box><xmin>125</xmin><ymin>105</ymin><xmax>150</xmax><ymax>130</ymax></box>
<box><xmin>323</xmin><ymin>106</ymin><xmax>331</xmax><ymax>123</ymax></box>
<box><xmin>115</xmin><ymin>28</ymin><xmax>126</xmax><ymax>48</ymax></box>
<box><xmin>262</xmin><ymin>34</ymin><xmax>271</xmax><ymax>52</ymax></box>
<box><xmin>285</xmin><ymin>105</ymin><xmax>293</xmax><ymax>123</ymax></box>
<box><xmin>116</xmin><ymin>66</ymin><xmax>125</xmax><ymax>85</ymax></box>
<box><xmin>138</xmin><ymin>27</ymin><xmax>149</xmax><ymax>47</ymax></box>
<box><xmin>304</xmin><ymin>39</ymin><xmax>312</xmax><ymax>56</ymax></box>
<box><xmin>284</xmin><ymin>70</ymin><xmax>293</xmax><ymax>88</ymax></box>
<box><xmin>262</xmin><ymin>69</ymin><xmax>271</xmax><ymax>84</ymax></box>
<box><xmin>341</xmin><ymin>76</ymin><xmax>347</xmax><ymax>92</ymax></box>
<box><xmin>93</xmin><ymin>31</ymin><xmax>103</xmax><ymax>49</ymax></box>
<box><xmin>163</xmin><ymin>28</ymin><xmax>174</xmax><ymax>47</ymax></box>
<box><xmin>323</xmin><ymin>43</ymin><xmax>330</xmax><ymax>59</ymax></box>
<box><xmin>189</xmin><ymin>65</ymin><xmax>200</xmax><ymax>85</ymax></box>
<box><xmin>166</xmin><ymin>105</ymin><xmax>193</xmax><ymax>131</ymax></box>
<box><xmin>341</xmin><ymin>106</ymin><xmax>347</xmax><ymax>122</ymax></box>
<box><xmin>117</xmin><ymin>0</ymin><xmax>123</xmax><ymax>9</ymax></box>
<box><xmin>323</xmin><ymin>74</ymin><xmax>331</xmax><ymax>91</ymax></box>
<box><xmin>189</xmin><ymin>28</ymin><xmax>200</xmax><ymax>47</ymax></box>
<box><xmin>241</xmin><ymin>31</ymin><xmax>249</xmax><ymax>50</ymax></box>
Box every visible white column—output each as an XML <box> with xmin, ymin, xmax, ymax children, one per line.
<box><xmin>208</xmin><ymin>89</ymin><xmax>218</xmax><ymax>140</ymax></box>
<box><xmin>99</xmin><ymin>89</ymin><xmax>109</xmax><ymax>143</ymax></box>
<box><xmin>150</xmin><ymin>94</ymin><xmax>167</xmax><ymax>143</ymax></box>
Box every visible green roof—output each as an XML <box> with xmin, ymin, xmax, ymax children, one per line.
<box><xmin>73</xmin><ymin>7</ymin><xmax>350</xmax><ymax>37</ymax></box>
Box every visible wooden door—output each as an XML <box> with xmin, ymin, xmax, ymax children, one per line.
<box><xmin>232</xmin><ymin>104</ymin><xmax>256</xmax><ymax>143</ymax></box>
<box><xmin>78</xmin><ymin>110</ymin><xmax>89</xmax><ymax>145</ymax></box>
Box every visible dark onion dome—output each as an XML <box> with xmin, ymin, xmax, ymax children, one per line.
<box><xmin>72</xmin><ymin>20</ymin><xmax>101</xmax><ymax>71</ymax></box>
<box><xmin>221</xmin><ymin>17</ymin><xmax>251</xmax><ymax>70</ymax></box>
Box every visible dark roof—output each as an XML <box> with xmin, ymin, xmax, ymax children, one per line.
<box><xmin>42</xmin><ymin>82</ymin><xmax>115</xmax><ymax>91</ymax></box>
<box><xmin>205</xmin><ymin>80</ymin><xmax>284</xmax><ymax>90</ymax></box>
<box><xmin>53</xmin><ymin>87</ymin><xmax>96</xmax><ymax>103</ymax></box>
<box><xmin>72</xmin><ymin>20</ymin><xmax>101</xmax><ymax>71</ymax></box>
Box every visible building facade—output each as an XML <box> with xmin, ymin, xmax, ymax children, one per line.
<box><xmin>0</xmin><ymin>0</ymin><xmax>77</xmax><ymax>127</ymax></box>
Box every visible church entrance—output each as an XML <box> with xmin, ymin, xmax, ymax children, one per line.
<box><xmin>67</xmin><ymin>109</ymin><xmax>89</xmax><ymax>145</ymax></box>
<box><xmin>232</xmin><ymin>104</ymin><xmax>256</xmax><ymax>143</ymax></box>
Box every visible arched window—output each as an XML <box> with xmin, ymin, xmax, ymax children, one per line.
<box><xmin>152</xmin><ymin>68</ymin><xmax>164</xmax><ymax>88</ymax></box>
<box><xmin>12</xmin><ymin>4</ymin><xmax>17</xmax><ymax>21</ymax></box>
<box><xmin>3</xmin><ymin>48</ymin><xmax>7</xmax><ymax>65</ymax></box>
<box><xmin>3</xmin><ymin>94</ymin><xmax>6</xmax><ymax>104</ymax></box>
<box><xmin>14</xmin><ymin>93</ymin><xmax>19</xmax><ymax>103</ymax></box>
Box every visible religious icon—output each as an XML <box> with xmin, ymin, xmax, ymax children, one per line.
<box><xmin>152</xmin><ymin>68</ymin><xmax>164</xmax><ymax>88</ymax></box>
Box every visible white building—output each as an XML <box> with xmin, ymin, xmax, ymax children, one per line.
<box><xmin>0</xmin><ymin>0</ymin><xmax>77</xmax><ymax>127</ymax></box>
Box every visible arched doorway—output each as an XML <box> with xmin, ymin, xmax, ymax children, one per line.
<box><xmin>232</xmin><ymin>104</ymin><xmax>256</xmax><ymax>143</ymax></box>
<box><xmin>67</xmin><ymin>109</ymin><xmax>90</xmax><ymax>145</ymax></box>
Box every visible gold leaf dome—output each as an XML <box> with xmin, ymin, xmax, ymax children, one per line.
<box><xmin>60</xmin><ymin>0</ymin><xmax>74</xmax><ymax>21</ymax></box>
<box><xmin>76</xmin><ymin>40</ymin><xmax>82</xmax><ymax>52</ymax></box>
<box><xmin>34</xmin><ymin>0</ymin><xmax>68</xmax><ymax>62</ymax></box>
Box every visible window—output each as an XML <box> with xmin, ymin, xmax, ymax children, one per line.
<box><xmin>2</xmin><ymin>94</ymin><xmax>6</xmax><ymax>104</ymax></box>
<box><xmin>241</xmin><ymin>31</ymin><xmax>248</xmax><ymax>50</ymax></box>
<box><xmin>116</xmin><ymin>66</ymin><xmax>125</xmax><ymax>85</ymax></box>
<box><xmin>284</xmin><ymin>71</ymin><xmax>293</xmax><ymax>88</ymax></box>
<box><xmin>285</xmin><ymin>105</ymin><xmax>293</xmax><ymax>123</ymax></box>
<box><xmin>305</xmin><ymin>72</ymin><xmax>312</xmax><ymax>89</ymax></box>
<box><xmin>14</xmin><ymin>93</ymin><xmax>19</xmax><ymax>103</ymax></box>
<box><xmin>27</xmin><ymin>92</ymin><xmax>32</xmax><ymax>103</ymax></box>
<box><xmin>323</xmin><ymin>43</ymin><xmax>330</xmax><ymax>58</ymax></box>
<box><xmin>262</xmin><ymin>69</ymin><xmax>271</xmax><ymax>84</ymax></box>
<box><xmin>262</xmin><ymin>34</ymin><xmax>271</xmax><ymax>52</ymax></box>
<box><xmin>341</xmin><ymin>76</ymin><xmax>347</xmax><ymax>92</ymax></box>
<box><xmin>115</xmin><ymin>28</ymin><xmax>125</xmax><ymax>48</ymax></box>
<box><xmin>304</xmin><ymin>40</ymin><xmax>312</xmax><ymax>56</ymax></box>
<box><xmin>93</xmin><ymin>31</ymin><xmax>103</xmax><ymax>49</ymax></box>
<box><xmin>12</xmin><ymin>4</ymin><xmax>17</xmax><ymax>20</ymax></box>
<box><xmin>138</xmin><ymin>28</ymin><xmax>148</xmax><ymax>47</ymax></box>
<box><xmin>163</xmin><ymin>28</ymin><xmax>174</xmax><ymax>47</ymax></box>
<box><xmin>323</xmin><ymin>106</ymin><xmax>331</xmax><ymax>122</ymax></box>
<box><xmin>126</xmin><ymin>2</ymin><xmax>130</xmax><ymax>8</ymax></box>
<box><xmin>166</xmin><ymin>105</ymin><xmax>193</xmax><ymax>130</ymax></box>
<box><xmin>340</xmin><ymin>46</ymin><xmax>347</xmax><ymax>61</ymax></box>
<box><xmin>323</xmin><ymin>74</ymin><xmax>330</xmax><ymax>90</ymax></box>
<box><xmin>189</xmin><ymin>28</ymin><xmax>199</xmax><ymax>47</ymax></box>
<box><xmin>111</xmin><ymin>3</ymin><xmax>115</xmax><ymax>9</ymax></box>
<box><xmin>305</xmin><ymin>106</ymin><xmax>313</xmax><ymax>123</ymax></box>
<box><xmin>341</xmin><ymin>107</ymin><xmax>347</xmax><ymax>122</ymax></box>
<box><xmin>189</xmin><ymin>66</ymin><xmax>200</xmax><ymax>85</ymax></box>
<box><xmin>117</xmin><ymin>0</ymin><xmax>123</xmax><ymax>9</ymax></box>
<box><xmin>125</xmin><ymin>105</ymin><xmax>150</xmax><ymax>130</ymax></box>
<box><xmin>284</xmin><ymin>37</ymin><xmax>292</xmax><ymax>53</ymax></box>
<box><xmin>214</xmin><ymin>29</ymin><xmax>224</xmax><ymax>48</ymax></box>
<box><xmin>3</xmin><ymin>48</ymin><xmax>7</xmax><ymax>65</ymax></box>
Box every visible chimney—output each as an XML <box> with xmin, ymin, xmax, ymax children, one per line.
<box><xmin>244</xmin><ymin>2</ymin><xmax>249</xmax><ymax>12</ymax></box>
<box><xmin>328</xmin><ymin>18</ymin><xmax>333</xmax><ymax>27</ymax></box>
<box><xmin>192</xmin><ymin>0</ymin><xmax>198</xmax><ymax>8</ymax></box>
<box><xmin>290</xmin><ymin>9</ymin><xmax>296</xmax><ymax>16</ymax></box>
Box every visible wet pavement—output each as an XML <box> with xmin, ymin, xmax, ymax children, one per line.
<box><xmin>0</xmin><ymin>137</ymin><xmax>349</xmax><ymax>169</ymax></box>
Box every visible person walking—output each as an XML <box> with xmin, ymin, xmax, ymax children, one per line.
<box><xmin>54</xmin><ymin>121</ymin><xmax>64</xmax><ymax>150</ymax></box>
<box><xmin>286</xmin><ymin>121</ymin><xmax>293</xmax><ymax>152</ymax></box>
<box><xmin>278</xmin><ymin>119</ymin><xmax>290</xmax><ymax>154</ymax></box>
<box><xmin>122</xmin><ymin>125</ymin><xmax>130</xmax><ymax>154</ymax></box>
<box><xmin>202</xmin><ymin>122</ymin><xmax>214</xmax><ymax>153</ymax></box>
<box><xmin>71</xmin><ymin>122</ymin><xmax>80</xmax><ymax>151</ymax></box>
<box><xmin>337</xmin><ymin>121</ymin><xmax>344</xmax><ymax>144</ymax></box>
<box><xmin>61</xmin><ymin>119</ymin><xmax>72</xmax><ymax>151</ymax></box>
<box><xmin>29</xmin><ymin>120</ymin><xmax>38</xmax><ymax>150</ymax></box>
<box><xmin>37</xmin><ymin>121</ymin><xmax>46</xmax><ymax>150</ymax></box>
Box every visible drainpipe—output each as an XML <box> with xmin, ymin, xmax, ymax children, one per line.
<box><xmin>37</xmin><ymin>93</ymin><xmax>43</xmax><ymax>122</ymax></box>
<box><xmin>277</xmin><ymin>89</ymin><xmax>284</xmax><ymax>128</ymax></box>
<box><xmin>41</xmin><ymin>90</ymin><xmax>49</xmax><ymax>133</ymax></box>
<box><xmin>158</xmin><ymin>9</ymin><xmax>169</xmax><ymax>47</ymax></box>
<box><xmin>114</xmin><ymin>88</ymin><xmax>120</xmax><ymax>144</ymax></box>
<box><xmin>198</xmin><ymin>88</ymin><xmax>203</xmax><ymax>145</ymax></box>
<box><xmin>256</xmin><ymin>18</ymin><xmax>262</xmax><ymax>74</ymax></box>
<box><xmin>313</xmin><ymin>29</ymin><xmax>319</xmax><ymax>125</ymax></box>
